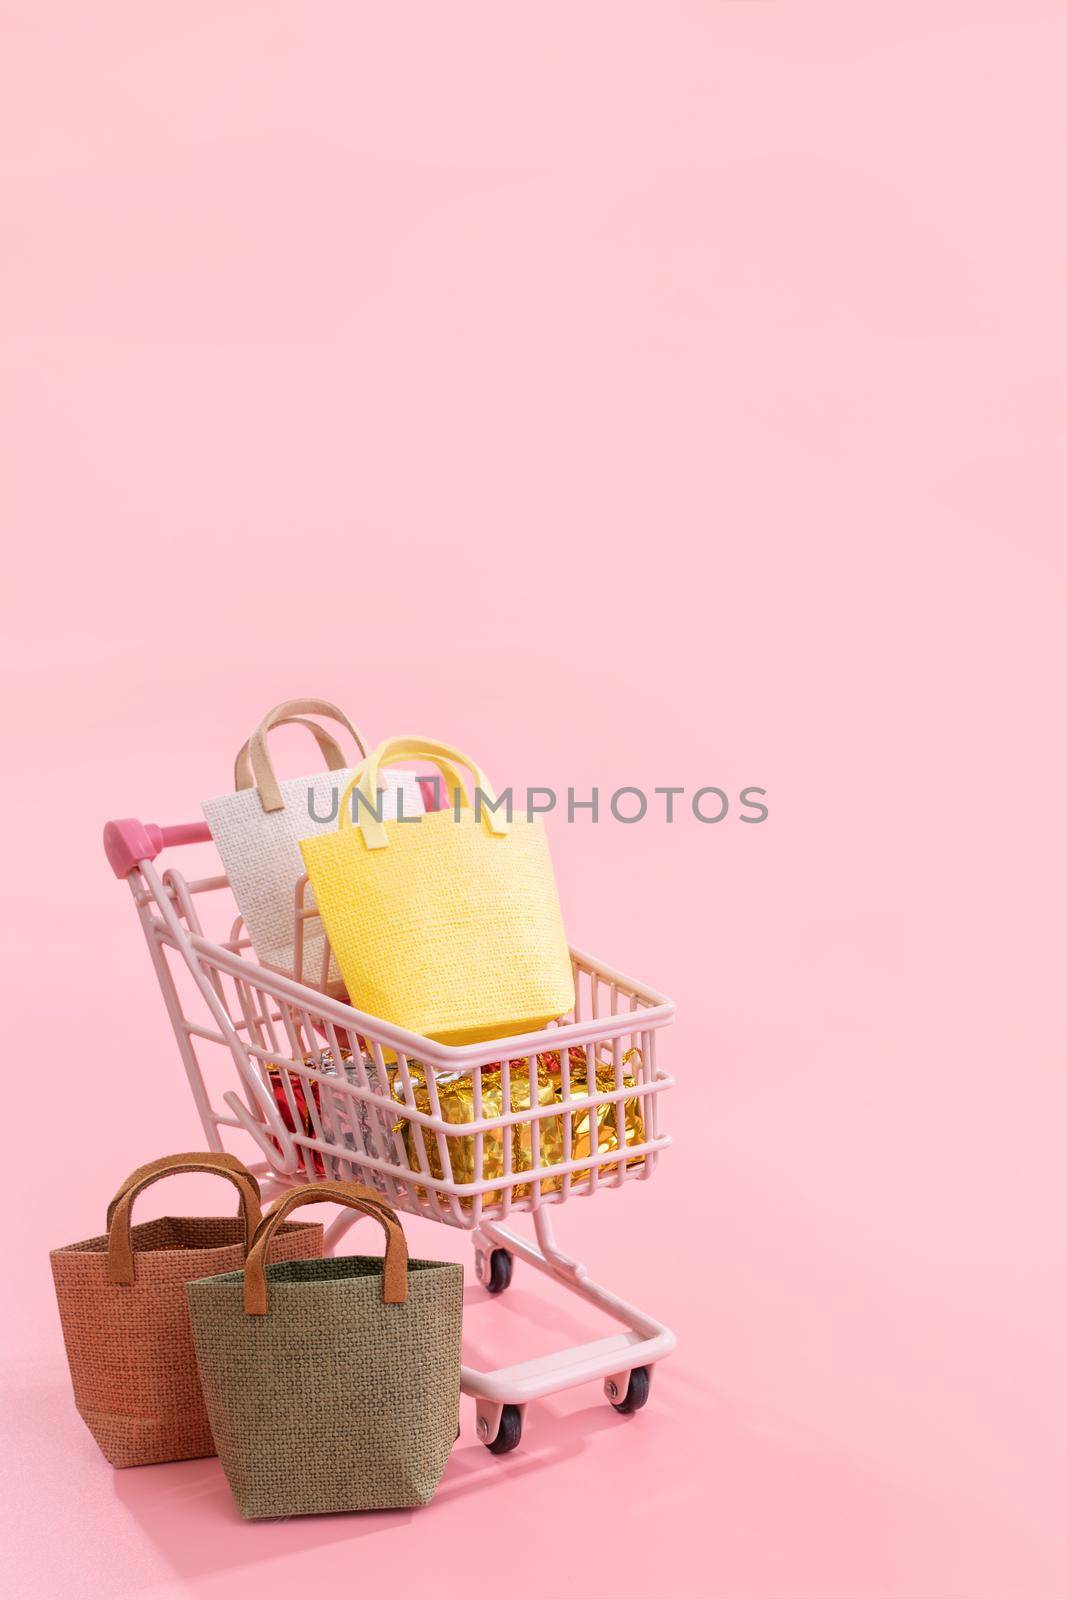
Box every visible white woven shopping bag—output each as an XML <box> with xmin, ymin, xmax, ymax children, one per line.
<box><xmin>202</xmin><ymin>699</ymin><xmax>423</xmax><ymax>988</ymax></box>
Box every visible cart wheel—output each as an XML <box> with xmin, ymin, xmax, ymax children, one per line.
<box><xmin>608</xmin><ymin>1366</ymin><xmax>651</xmax><ymax>1414</ymax></box>
<box><xmin>485</xmin><ymin>1404</ymin><xmax>523</xmax><ymax>1455</ymax></box>
<box><xmin>485</xmin><ymin>1248</ymin><xmax>513</xmax><ymax>1295</ymax></box>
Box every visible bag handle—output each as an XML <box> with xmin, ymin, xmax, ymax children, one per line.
<box><xmin>243</xmin><ymin>1181</ymin><xmax>408</xmax><ymax>1315</ymax></box>
<box><xmin>106</xmin><ymin>1152</ymin><xmax>264</xmax><ymax>1286</ymax></box>
<box><xmin>243</xmin><ymin>699</ymin><xmax>368</xmax><ymax>814</ymax></box>
<box><xmin>235</xmin><ymin>716</ymin><xmax>349</xmax><ymax>792</ymax></box>
<box><xmin>338</xmin><ymin>745</ymin><xmax>468</xmax><ymax>828</ymax></box>
<box><xmin>337</xmin><ymin>736</ymin><xmax>510</xmax><ymax>850</ymax></box>
<box><xmin>105</xmin><ymin>1150</ymin><xmax>259</xmax><ymax>1226</ymax></box>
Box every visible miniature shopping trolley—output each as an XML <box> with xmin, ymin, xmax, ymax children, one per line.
<box><xmin>104</xmin><ymin>815</ymin><xmax>676</xmax><ymax>1454</ymax></box>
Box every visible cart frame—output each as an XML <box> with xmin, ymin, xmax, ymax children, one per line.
<box><xmin>104</xmin><ymin>816</ymin><xmax>677</xmax><ymax>1449</ymax></box>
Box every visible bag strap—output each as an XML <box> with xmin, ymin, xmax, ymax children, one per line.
<box><xmin>338</xmin><ymin>736</ymin><xmax>509</xmax><ymax>849</ymax></box>
<box><xmin>338</xmin><ymin>747</ymin><xmax>467</xmax><ymax>827</ymax></box>
<box><xmin>243</xmin><ymin>1181</ymin><xmax>408</xmax><ymax>1315</ymax></box>
<box><xmin>105</xmin><ymin>1150</ymin><xmax>259</xmax><ymax>1226</ymax></box>
<box><xmin>234</xmin><ymin>717</ymin><xmax>349</xmax><ymax>792</ymax></box>
<box><xmin>244</xmin><ymin>699</ymin><xmax>368</xmax><ymax>814</ymax></box>
<box><xmin>106</xmin><ymin>1153</ymin><xmax>263</xmax><ymax>1286</ymax></box>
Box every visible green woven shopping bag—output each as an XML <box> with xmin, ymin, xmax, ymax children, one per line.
<box><xmin>186</xmin><ymin>1181</ymin><xmax>464</xmax><ymax>1518</ymax></box>
<box><xmin>298</xmin><ymin>735</ymin><xmax>575</xmax><ymax>1045</ymax></box>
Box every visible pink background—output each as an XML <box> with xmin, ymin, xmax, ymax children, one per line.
<box><xmin>1</xmin><ymin>4</ymin><xmax>1064</xmax><ymax>1597</ymax></box>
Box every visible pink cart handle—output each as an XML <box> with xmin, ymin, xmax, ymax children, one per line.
<box><xmin>105</xmin><ymin>786</ymin><xmax>436</xmax><ymax>879</ymax></box>
<box><xmin>104</xmin><ymin>818</ymin><xmax>211</xmax><ymax>878</ymax></box>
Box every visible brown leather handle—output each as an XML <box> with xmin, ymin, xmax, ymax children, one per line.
<box><xmin>106</xmin><ymin>1153</ymin><xmax>263</xmax><ymax>1286</ymax></box>
<box><xmin>105</xmin><ymin>1151</ymin><xmax>259</xmax><ymax>1227</ymax></box>
<box><xmin>245</xmin><ymin>699</ymin><xmax>368</xmax><ymax>813</ymax></box>
<box><xmin>234</xmin><ymin>717</ymin><xmax>349</xmax><ymax>792</ymax></box>
<box><xmin>243</xmin><ymin>1181</ymin><xmax>408</xmax><ymax>1315</ymax></box>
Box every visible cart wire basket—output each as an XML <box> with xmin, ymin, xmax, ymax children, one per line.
<box><xmin>104</xmin><ymin>813</ymin><xmax>676</xmax><ymax>1452</ymax></box>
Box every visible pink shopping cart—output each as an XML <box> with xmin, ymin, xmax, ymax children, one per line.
<box><xmin>104</xmin><ymin>814</ymin><xmax>676</xmax><ymax>1453</ymax></box>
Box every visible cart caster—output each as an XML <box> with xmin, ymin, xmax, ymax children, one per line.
<box><xmin>606</xmin><ymin>1365</ymin><xmax>651</xmax><ymax>1414</ymax></box>
<box><xmin>476</xmin><ymin>1246</ymin><xmax>513</xmax><ymax>1294</ymax></box>
<box><xmin>480</xmin><ymin>1403</ymin><xmax>523</xmax><ymax>1455</ymax></box>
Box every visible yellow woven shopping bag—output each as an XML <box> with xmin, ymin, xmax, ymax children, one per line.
<box><xmin>298</xmin><ymin>737</ymin><xmax>574</xmax><ymax>1046</ymax></box>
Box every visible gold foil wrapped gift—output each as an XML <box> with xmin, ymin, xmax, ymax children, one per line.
<box><xmin>393</xmin><ymin>1048</ymin><xmax>646</xmax><ymax>1207</ymax></box>
<box><xmin>539</xmin><ymin>1048</ymin><xmax>647</xmax><ymax>1192</ymax></box>
<box><xmin>392</xmin><ymin>1059</ymin><xmax>559</xmax><ymax>1207</ymax></box>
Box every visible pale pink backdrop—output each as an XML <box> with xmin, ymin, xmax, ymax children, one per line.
<box><xmin>1</xmin><ymin>4</ymin><xmax>1064</xmax><ymax>1597</ymax></box>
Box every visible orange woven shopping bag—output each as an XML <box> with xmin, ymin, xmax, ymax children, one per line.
<box><xmin>49</xmin><ymin>1152</ymin><xmax>323</xmax><ymax>1468</ymax></box>
<box><xmin>299</xmin><ymin>736</ymin><xmax>575</xmax><ymax>1045</ymax></box>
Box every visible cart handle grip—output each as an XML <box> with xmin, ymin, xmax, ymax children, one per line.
<box><xmin>104</xmin><ymin>818</ymin><xmax>211</xmax><ymax>878</ymax></box>
<box><xmin>104</xmin><ymin>781</ymin><xmax>439</xmax><ymax>878</ymax></box>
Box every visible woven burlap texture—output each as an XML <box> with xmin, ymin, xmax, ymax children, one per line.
<box><xmin>300</xmin><ymin>807</ymin><xmax>574</xmax><ymax>1045</ymax></box>
<box><xmin>186</xmin><ymin>1184</ymin><xmax>464</xmax><ymax>1519</ymax></box>
<box><xmin>51</xmin><ymin>1215</ymin><xmax>323</xmax><ymax>1468</ymax></box>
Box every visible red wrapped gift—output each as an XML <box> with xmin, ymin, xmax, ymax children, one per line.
<box><xmin>266</xmin><ymin>1069</ymin><xmax>326</xmax><ymax>1176</ymax></box>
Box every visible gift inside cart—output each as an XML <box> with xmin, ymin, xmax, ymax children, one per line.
<box><xmin>104</xmin><ymin>814</ymin><xmax>676</xmax><ymax>1454</ymax></box>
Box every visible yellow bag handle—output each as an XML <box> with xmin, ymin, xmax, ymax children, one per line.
<box><xmin>337</xmin><ymin>736</ymin><xmax>510</xmax><ymax>849</ymax></box>
<box><xmin>338</xmin><ymin>739</ymin><xmax>476</xmax><ymax>832</ymax></box>
<box><xmin>339</xmin><ymin>745</ymin><xmax>470</xmax><ymax>831</ymax></box>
